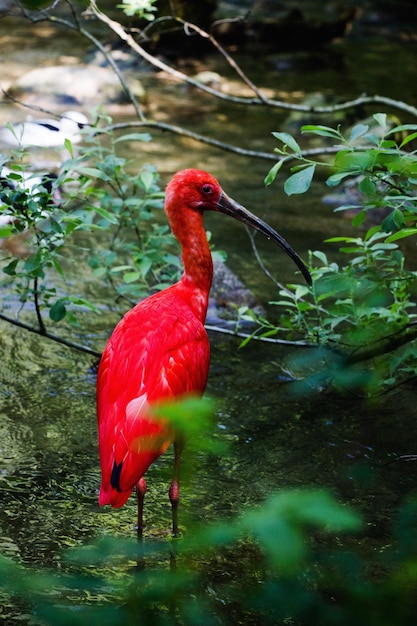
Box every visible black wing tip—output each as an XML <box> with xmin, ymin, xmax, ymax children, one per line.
<box><xmin>110</xmin><ymin>460</ymin><xmax>123</xmax><ymax>492</ymax></box>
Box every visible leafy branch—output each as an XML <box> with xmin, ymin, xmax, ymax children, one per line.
<box><xmin>261</xmin><ymin>115</ymin><xmax>417</xmax><ymax>393</ymax></box>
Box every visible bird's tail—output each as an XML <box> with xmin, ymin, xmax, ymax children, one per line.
<box><xmin>99</xmin><ymin>483</ymin><xmax>132</xmax><ymax>508</ymax></box>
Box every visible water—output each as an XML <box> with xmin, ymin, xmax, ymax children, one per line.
<box><xmin>1</xmin><ymin>6</ymin><xmax>417</xmax><ymax>622</ymax></box>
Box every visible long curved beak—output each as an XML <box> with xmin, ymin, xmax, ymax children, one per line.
<box><xmin>217</xmin><ymin>192</ymin><xmax>312</xmax><ymax>285</ymax></box>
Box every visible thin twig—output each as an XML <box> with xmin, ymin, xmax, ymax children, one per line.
<box><xmin>77</xmin><ymin>26</ymin><xmax>146</xmax><ymax>121</ymax></box>
<box><xmin>246</xmin><ymin>227</ymin><xmax>290</xmax><ymax>292</ymax></box>
<box><xmin>204</xmin><ymin>323</ymin><xmax>310</xmax><ymax>346</ymax></box>
<box><xmin>146</xmin><ymin>16</ymin><xmax>270</xmax><ymax>104</ymax></box>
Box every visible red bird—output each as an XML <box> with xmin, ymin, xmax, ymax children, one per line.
<box><xmin>97</xmin><ymin>169</ymin><xmax>311</xmax><ymax>536</ymax></box>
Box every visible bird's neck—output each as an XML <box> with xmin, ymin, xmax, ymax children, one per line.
<box><xmin>170</xmin><ymin>208</ymin><xmax>213</xmax><ymax>323</ymax></box>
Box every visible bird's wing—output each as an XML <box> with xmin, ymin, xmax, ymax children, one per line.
<box><xmin>97</xmin><ymin>294</ymin><xmax>210</xmax><ymax>507</ymax></box>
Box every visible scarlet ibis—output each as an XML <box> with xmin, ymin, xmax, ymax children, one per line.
<box><xmin>97</xmin><ymin>168</ymin><xmax>311</xmax><ymax>537</ymax></box>
<box><xmin>0</xmin><ymin>111</ymin><xmax>88</xmax><ymax>147</ymax></box>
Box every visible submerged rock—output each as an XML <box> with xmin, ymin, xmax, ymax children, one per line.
<box><xmin>208</xmin><ymin>258</ymin><xmax>264</xmax><ymax>327</ymax></box>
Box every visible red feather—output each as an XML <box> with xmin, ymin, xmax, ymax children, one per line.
<box><xmin>97</xmin><ymin>284</ymin><xmax>210</xmax><ymax>507</ymax></box>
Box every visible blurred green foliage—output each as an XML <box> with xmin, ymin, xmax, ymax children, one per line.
<box><xmin>1</xmin><ymin>486</ymin><xmax>417</xmax><ymax>625</ymax></box>
<box><xmin>117</xmin><ymin>0</ymin><xmax>158</xmax><ymax>20</ymax></box>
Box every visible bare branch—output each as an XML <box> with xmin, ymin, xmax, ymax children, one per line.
<box><xmin>145</xmin><ymin>15</ymin><xmax>270</xmax><ymax>104</ymax></box>
<box><xmin>104</xmin><ymin>119</ymin><xmax>278</xmax><ymax>160</ymax></box>
<box><xmin>0</xmin><ymin>312</ymin><xmax>102</xmax><ymax>358</ymax></box>
<box><xmin>77</xmin><ymin>26</ymin><xmax>146</xmax><ymax>120</ymax></box>
<box><xmin>246</xmin><ymin>227</ymin><xmax>290</xmax><ymax>291</ymax></box>
<box><xmin>12</xmin><ymin>2</ymin><xmax>417</xmax><ymax>127</ymax></box>
<box><xmin>86</xmin><ymin>1</ymin><xmax>417</xmax><ymax>118</ymax></box>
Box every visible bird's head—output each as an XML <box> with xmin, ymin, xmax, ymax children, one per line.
<box><xmin>165</xmin><ymin>169</ymin><xmax>312</xmax><ymax>285</ymax></box>
<box><xmin>165</xmin><ymin>169</ymin><xmax>222</xmax><ymax>213</ymax></box>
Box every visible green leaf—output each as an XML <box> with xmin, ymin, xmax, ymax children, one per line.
<box><xmin>93</xmin><ymin>207</ymin><xmax>119</xmax><ymax>224</ymax></box>
<box><xmin>326</xmin><ymin>171</ymin><xmax>355</xmax><ymax>187</ymax></box>
<box><xmin>64</xmin><ymin>137</ymin><xmax>74</xmax><ymax>157</ymax></box>
<box><xmin>358</xmin><ymin>177</ymin><xmax>376</xmax><ymax>195</ymax></box>
<box><xmin>149</xmin><ymin>396</ymin><xmax>216</xmax><ymax>449</ymax></box>
<box><xmin>387</xmin><ymin>124</ymin><xmax>417</xmax><ymax>135</ymax></box>
<box><xmin>111</xmin><ymin>264</ymin><xmax>134</xmax><ymax>273</ymax></box>
<box><xmin>3</xmin><ymin>259</ymin><xmax>18</xmax><ymax>275</ymax></box>
<box><xmin>264</xmin><ymin>158</ymin><xmax>286</xmax><ymax>186</ymax></box>
<box><xmin>369</xmin><ymin>242</ymin><xmax>398</xmax><ymax>251</ymax></box>
<box><xmin>373</xmin><ymin>113</ymin><xmax>387</xmax><ymax>128</ymax></box>
<box><xmin>381</xmin><ymin>209</ymin><xmax>404</xmax><ymax>232</ymax></box>
<box><xmin>50</xmin><ymin>255</ymin><xmax>65</xmax><ymax>279</ymax></box>
<box><xmin>138</xmin><ymin>169</ymin><xmax>156</xmax><ymax>191</ymax></box>
<box><xmin>77</xmin><ymin>167</ymin><xmax>112</xmax><ymax>181</ymax></box>
<box><xmin>123</xmin><ymin>271</ymin><xmax>141</xmax><ymax>283</ymax></box>
<box><xmin>325</xmin><ymin>236</ymin><xmax>357</xmax><ymax>243</ymax></box>
<box><xmin>349</xmin><ymin>124</ymin><xmax>369</xmax><ymax>142</ymax></box>
<box><xmin>339</xmin><ymin>246</ymin><xmax>363</xmax><ymax>254</ymax></box>
<box><xmin>400</xmin><ymin>132</ymin><xmax>417</xmax><ymax>148</ymax></box>
<box><xmin>272</xmin><ymin>132</ymin><xmax>301</xmax><ymax>154</ymax></box>
<box><xmin>242</xmin><ymin>489</ymin><xmax>361</xmax><ymax>572</ymax></box>
<box><xmin>117</xmin><ymin>0</ymin><xmax>157</xmax><ymax>19</ymax></box>
<box><xmin>334</xmin><ymin>151</ymin><xmax>373</xmax><ymax>172</ymax></box>
<box><xmin>364</xmin><ymin>225</ymin><xmax>383</xmax><ymax>241</ymax></box>
<box><xmin>352</xmin><ymin>210</ymin><xmax>367</xmax><ymax>227</ymax></box>
<box><xmin>334</xmin><ymin>204</ymin><xmax>363</xmax><ymax>212</ymax></box>
<box><xmin>49</xmin><ymin>299</ymin><xmax>67</xmax><ymax>322</ymax></box>
<box><xmin>301</xmin><ymin>125</ymin><xmax>342</xmax><ymax>139</ymax></box>
<box><xmin>0</xmin><ymin>225</ymin><xmax>14</xmax><ymax>237</ymax></box>
<box><xmin>312</xmin><ymin>250</ymin><xmax>329</xmax><ymax>265</ymax></box>
<box><xmin>386</xmin><ymin>228</ymin><xmax>417</xmax><ymax>242</ymax></box>
<box><xmin>23</xmin><ymin>253</ymin><xmax>44</xmax><ymax>276</ymax></box>
<box><xmin>67</xmin><ymin>297</ymin><xmax>100</xmax><ymax>313</ymax></box>
<box><xmin>284</xmin><ymin>165</ymin><xmax>315</xmax><ymax>196</ymax></box>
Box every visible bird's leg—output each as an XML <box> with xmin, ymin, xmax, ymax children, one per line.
<box><xmin>136</xmin><ymin>476</ymin><xmax>147</xmax><ymax>539</ymax></box>
<box><xmin>169</xmin><ymin>478</ymin><xmax>179</xmax><ymax>538</ymax></box>
<box><xmin>169</xmin><ymin>439</ymin><xmax>184</xmax><ymax>538</ymax></box>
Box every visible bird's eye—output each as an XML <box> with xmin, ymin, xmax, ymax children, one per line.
<box><xmin>202</xmin><ymin>184</ymin><xmax>213</xmax><ymax>194</ymax></box>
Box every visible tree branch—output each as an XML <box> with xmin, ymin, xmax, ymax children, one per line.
<box><xmin>87</xmin><ymin>1</ymin><xmax>417</xmax><ymax>118</ymax></box>
<box><xmin>0</xmin><ymin>312</ymin><xmax>102</xmax><ymax>358</ymax></box>
<box><xmin>104</xmin><ymin>119</ymin><xmax>279</xmax><ymax>160</ymax></box>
